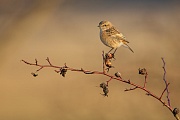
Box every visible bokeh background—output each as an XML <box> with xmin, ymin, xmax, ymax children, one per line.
<box><xmin>0</xmin><ymin>0</ymin><xmax>180</xmax><ymax>120</ymax></box>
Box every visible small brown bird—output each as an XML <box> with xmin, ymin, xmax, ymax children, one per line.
<box><xmin>98</xmin><ymin>20</ymin><xmax>134</xmax><ymax>54</ymax></box>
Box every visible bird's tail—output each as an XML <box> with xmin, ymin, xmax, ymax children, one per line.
<box><xmin>123</xmin><ymin>43</ymin><xmax>134</xmax><ymax>53</ymax></box>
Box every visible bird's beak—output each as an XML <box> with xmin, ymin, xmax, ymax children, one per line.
<box><xmin>97</xmin><ymin>25</ymin><xmax>100</xmax><ymax>27</ymax></box>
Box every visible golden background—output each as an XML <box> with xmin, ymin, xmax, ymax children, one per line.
<box><xmin>0</xmin><ymin>0</ymin><xmax>180</xmax><ymax>120</ymax></box>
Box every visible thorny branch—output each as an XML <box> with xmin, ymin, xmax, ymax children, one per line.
<box><xmin>21</xmin><ymin>53</ymin><xmax>179</xmax><ymax>120</ymax></box>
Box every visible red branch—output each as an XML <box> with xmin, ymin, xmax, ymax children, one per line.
<box><xmin>21</xmin><ymin>57</ymin><xmax>179</xmax><ymax>120</ymax></box>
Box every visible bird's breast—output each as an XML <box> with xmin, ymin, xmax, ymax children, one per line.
<box><xmin>100</xmin><ymin>31</ymin><xmax>121</xmax><ymax>48</ymax></box>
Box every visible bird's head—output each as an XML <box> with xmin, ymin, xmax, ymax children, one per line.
<box><xmin>98</xmin><ymin>20</ymin><xmax>113</xmax><ymax>31</ymax></box>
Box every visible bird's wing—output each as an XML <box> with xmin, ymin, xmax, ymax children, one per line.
<box><xmin>106</xmin><ymin>26</ymin><xmax>120</xmax><ymax>35</ymax></box>
<box><xmin>105</xmin><ymin>26</ymin><xmax>130</xmax><ymax>43</ymax></box>
<box><xmin>112</xmin><ymin>32</ymin><xmax>129</xmax><ymax>43</ymax></box>
<box><xmin>106</xmin><ymin>27</ymin><xmax>129</xmax><ymax>42</ymax></box>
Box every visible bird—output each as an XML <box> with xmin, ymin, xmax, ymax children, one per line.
<box><xmin>98</xmin><ymin>20</ymin><xmax>134</xmax><ymax>54</ymax></box>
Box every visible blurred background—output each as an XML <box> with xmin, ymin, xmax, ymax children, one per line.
<box><xmin>0</xmin><ymin>0</ymin><xmax>180</xmax><ymax>120</ymax></box>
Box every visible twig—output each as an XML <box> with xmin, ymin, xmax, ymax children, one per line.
<box><xmin>35</xmin><ymin>59</ymin><xmax>38</xmax><ymax>65</ymax></box>
<box><xmin>102</xmin><ymin>51</ymin><xmax>106</xmax><ymax>73</ymax></box>
<box><xmin>160</xmin><ymin>83</ymin><xmax>170</xmax><ymax>100</ymax></box>
<box><xmin>143</xmin><ymin>72</ymin><xmax>148</xmax><ymax>88</ymax></box>
<box><xmin>161</xmin><ymin>57</ymin><xmax>171</xmax><ymax>107</ymax></box>
<box><xmin>46</xmin><ymin>57</ymin><xmax>52</xmax><ymax>66</ymax></box>
<box><xmin>124</xmin><ymin>86</ymin><xmax>137</xmax><ymax>91</ymax></box>
<box><xmin>106</xmin><ymin>77</ymin><xmax>113</xmax><ymax>86</ymax></box>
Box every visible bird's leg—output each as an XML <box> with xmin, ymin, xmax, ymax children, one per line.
<box><xmin>113</xmin><ymin>48</ymin><xmax>118</xmax><ymax>55</ymax></box>
<box><xmin>112</xmin><ymin>48</ymin><xmax>117</xmax><ymax>55</ymax></box>
<box><xmin>109</xmin><ymin>48</ymin><xmax>117</xmax><ymax>60</ymax></box>
<box><xmin>107</xmin><ymin>48</ymin><xmax>116</xmax><ymax>60</ymax></box>
<box><xmin>108</xmin><ymin>48</ymin><xmax>114</xmax><ymax>53</ymax></box>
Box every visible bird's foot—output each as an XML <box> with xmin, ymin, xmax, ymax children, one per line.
<box><xmin>105</xmin><ymin>53</ymin><xmax>116</xmax><ymax>60</ymax></box>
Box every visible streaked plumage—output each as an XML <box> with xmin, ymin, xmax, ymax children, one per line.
<box><xmin>98</xmin><ymin>20</ymin><xmax>134</xmax><ymax>53</ymax></box>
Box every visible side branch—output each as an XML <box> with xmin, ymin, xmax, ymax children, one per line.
<box><xmin>161</xmin><ymin>57</ymin><xmax>171</xmax><ymax>107</ymax></box>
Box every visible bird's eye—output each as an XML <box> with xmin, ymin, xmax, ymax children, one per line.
<box><xmin>104</xmin><ymin>25</ymin><xmax>107</xmax><ymax>26</ymax></box>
